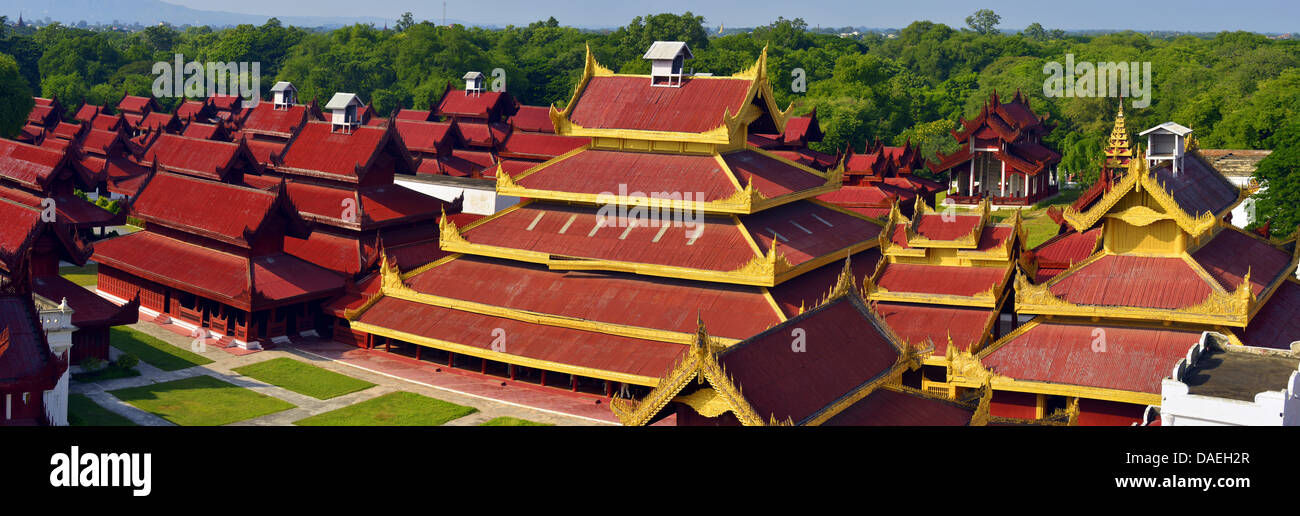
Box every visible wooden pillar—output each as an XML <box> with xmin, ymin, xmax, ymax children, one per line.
<box><xmin>572</xmin><ymin>375</ymin><xmax>579</xmax><ymax>392</ymax></box>
<box><xmin>415</xmin><ymin>346</ymin><xmax>421</xmax><ymax>361</ymax></box>
<box><xmin>448</xmin><ymin>352</ymin><xmax>455</xmax><ymax>368</ymax></box>
<box><xmin>509</xmin><ymin>364</ymin><xmax>516</xmax><ymax>380</ymax></box>
<box><xmin>540</xmin><ymin>370</ymin><xmax>547</xmax><ymax>387</ymax></box>
<box><xmin>605</xmin><ymin>380</ymin><xmax>613</xmax><ymax>398</ymax></box>
<box><xmin>481</xmin><ymin>358</ymin><xmax>487</xmax><ymax>374</ymax></box>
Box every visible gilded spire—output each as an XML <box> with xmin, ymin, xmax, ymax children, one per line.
<box><xmin>1104</xmin><ymin>100</ymin><xmax>1133</xmax><ymax>170</ymax></box>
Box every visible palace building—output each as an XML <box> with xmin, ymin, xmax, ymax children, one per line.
<box><xmin>93</xmin><ymin>173</ymin><xmax>346</xmax><ymax>348</ymax></box>
<box><xmin>611</xmin><ymin>262</ymin><xmax>985</xmax><ymax>426</ymax></box>
<box><xmin>939</xmin><ymin>125</ymin><xmax>1300</xmax><ymax>425</ymax></box>
<box><xmin>931</xmin><ymin>90</ymin><xmax>1061</xmax><ymax>206</ymax></box>
<box><xmin>329</xmin><ymin>43</ymin><xmax>887</xmax><ymax>398</ymax></box>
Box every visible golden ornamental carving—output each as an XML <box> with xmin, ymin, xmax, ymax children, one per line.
<box><xmin>947</xmin><ymin>345</ymin><xmax>995</xmax><ymax>386</ymax></box>
<box><xmin>437</xmin><ymin>210</ymin><xmax>468</xmax><ymax>249</ymax></box>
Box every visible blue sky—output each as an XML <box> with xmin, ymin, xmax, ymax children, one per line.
<box><xmin>163</xmin><ymin>0</ymin><xmax>1299</xmax><ymax>32</ymax></box>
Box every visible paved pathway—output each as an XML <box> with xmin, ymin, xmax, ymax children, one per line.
<box><xmin>71</xmin><ymin>321</ymin><xmax>613</xmax><ymax>426</ymax></box>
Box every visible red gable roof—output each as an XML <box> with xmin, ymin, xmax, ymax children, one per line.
<box><xmin>393</xmin><ymin>119</ymin><xmax>459</xmax><ymax>154</ymax></box>
<box><xmin>982</xmin><ymin>320</ymin><xmax>1198</xmax><ymax>394</ymax></box>
<box><xmin>276</xmin><ymin>122</ymin><xmax>417</xmax><ymax>181</ymax></box>
<box><xmin>394</xmin><ymin>108</ymin><xmax>433</xmax><ymax>122</ymax></box>
<box><xmin>874</xmin><ymin>302</ymin><xmax>997</xmax><ymax>356</ymax></box>
<box><xmin>116</xmin><ymin>95</ymin><xmax>157</xmax><ymax>115</ymax></box>
<box><xmin>435</xmin><ymin>85</ymin><xmax>515</xmax><ymax>120</ymax></box>
<box><xmin>1048</xmin><ymin>255</ymin><xmax>1213</xmax><ymax>310</ymax></box>
<box><xmin>508</xmin><ymin>105</ymin><xmax>555</xmax><ymax>133</ymax></box>
<box><xmin>714</xmin><ymin>294</ymin><xmax>903</xmax><ymax>424</ymax></box>
<box><xmin>823</xmin><ymin>387</ymin><xmax>974</xmax><ymax>426</ymax></box>
<box><xmin>1234</xmin><ymin>280</ymin><xmax>1300</xmax><ymax>350</ymax></box>
<box><xmin>208</xmin><ymin>94</ymin><xmax>242</xmax><ymax>111</ymax></box>
<box><xmin>241</xmin><ymin>102</ymin><xmax>314</xmax><ymax>139</ymax></box>
<box><xmin>569</xmin><ymin>75</ymin><xmax>753</xmax><ymax>134</ymax></box>
<box><xmin>142</xmin><ymin>133</ymin><xmax>261</xmax><ymax>181</ymax></box>
<box><xmin>130</xmin><ymin>172</ymin><xmax>286</xmax><ymax>247</ymax></box>
<box><xmin>496</xmin><ymin>132</ymin><xmax>588</xmax><ymax>160</ymax></box>
<box><xmin>74</xmin><ymin>104</ymin><xmax>103</xmax><ymax>123</ymax></box>
<box><xmin>0</xmin><ymin>138</ymin><xmax>75</xmax><ymax>192</ymax></box>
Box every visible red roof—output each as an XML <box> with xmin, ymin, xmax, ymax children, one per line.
<box><xmin>876</xmin><ymin>263</ymin><xmax>1006</xmax><ymax>298</ymax></box>
<box><xmin>508</xmin><ymin>105</ymin><xmax>554</xmax><ymax>132</ymax></box>
<box><xmin>74</xmin><ymin>104</ymin><xmax>102</xmax><ymax>122</ymax></box>
<box><xmin>116</xmin><ymin>95</ymin><xmax>156</xmax><ymax>114</ymax></box>
<box><xmin>0</xmin><ymin>186</ymin><xmax>117</xmax><ymax>228</ymax></box>
<box><xmin>982</xmin><ymin>321</ymin><xmax>1199</xmax><ymax>394</ymax></box>
<box><xmin>874</xmin><ymin>302</ymin><xmax>996</xmax><ymax>356</ymax></box>
<box><xmin>181</xmin><ymin>122</ymin><xmax>224</xmax><ymax>140</ymax></box>
<box><xmin>769</xmin><ymin>248</ymin><xmax>882</xmax><ymax>315</ymax></box>
<box><xmin>131</xmin><ymin>173</ymin><xmax>283</xmax><ymax>247</ymax></box>
<box><xmin>394</xmin><ymin>108</ymin><xmax>433</xmax><ymax>122</ymax></box>
<box><xmin>435</xmin><ymin>89</ymin><xmax>513</xmax><ymax>119</ymax></box>
<box><xmin>355</xmin><ymin>296</ymin><xmax>684</xmax><ymax>380</ymax></box>
<box><xmin>241</xmin><ymin>103</ymin><xmax>311</xmax><ymax>138</ymax></box>
<box><xmin>912</xmin><ymin>213</ymin><xmax>984</xmax><ymax>242</ymax></box>
<box><xmin>245</xmin><ymin>139</ymin><xmax>286</xmax><ymax>166</ymax></box>
<box><xmin>285</xmin><ymin>182</ymin><xmax>444</xmax><ymax>229</ymax></box>
<box><xmin>0</xmin><ymin>199</ymin><xmax>44</xmax><ymax>271</ymax></box>
<box><xmin>31</xmin><ymin>274</ymin><xmax>137</xmax><ymax>328</ymax></box>
<box><xmin>277</xmin><ymin>122</ymin><xmax>415</xmax><ymax>181</ymax></box>
<box><xmin>26</xmin><ymin>104</ymin><xmax>55</xmax><ymax>125</ymax></box>
<box><xmin>91</xmin><ymin>114</ymin><xmax>125</xmax><ymax>131</ymax></box>
<box><xmin>568</xmin><ymin>76</ymin><xmax>752</xmax><ymax>133</ymax></box>
<box><xmin>516</xmin><ymin>149</ymin><xmax>739</xmax><ymax>202</ymax></box>
<box><xmin>94</xmin><ymin>231</ymin><xmax>342</xmax><ymax>311</ymax></box>
<box><xmin>404</xmin><ymin>255</ymin><xmax>782</xmax><ymax>340</ymax></box>
<box><xmin>0</xmin><ymin>295</ymin><xmax>62</xmax><ymax>391</ymax></box>
<box><xmin>716</xmin><ymin>295</ymin><xmax>902</xmax><ymax>424</ymax></box>
<box><xmin>208</xmin><ymin>95</ymin><xmax>242</xmax><ymax>111</ymax></box>
<box><xmin>1033</xmin><ymin>228</ymin><xmax>1101</xmax><ymax>269</ymax></box>
<box><xmin>823</xmin><ymin>388</ymin><xmax>973</xmax><ymax>426</ymax></box>
<box><xmin>497</xmin><ymin>132</ymin><xmax>588</xmax><ymax>160</ymax></box>
<box><xmin>174</xmin><ymin>100</ymin><xmax>209</xmax><ymax>120</ymax></box>
<box><xmin>460</xmin><ymin>202</ymin><xmax>758</xmax><ymax>273</ymax></box>
<box><xmin>741</xmin><ymin>201</ymin><xmax>882</xmax><ymax>266</ymax></box>
<box><xmin>721</xmin><ymin>150</ymin><xmax>827</xmax><ymax>198</ymax></box>
<box><xmin>79</xmin><ymin>128</ymin><xmax>125</xmax><ymax>156</ymax></box>
<box><xmin>142</xmin><ymin>133</ymin><xmax>258</xmax><ymax>180</ymax></box>
<box><xmin>1235</xmin><ymin>280</ymin><xmax>1300</xmax><ymax>350</ymax></box>
<box><xmin>0</xmin><ymin>138</ymin><xmax>71</xmax><ymax>191</ymax></box>
<box><xmin>393</xmin><ymin>120</ymin><xmax>457</xmax><ymax>154</ymax></box>
<box><xmin>1191</xmin><ymin>228</ymin><xmax>1290</xmax><ymax>297</ymax></box>
<box><xmin>1048</xmin><ymin>255</ymin><xmax>1213</xmax><ymax>310</ymax></box>
<box><xmin>457</xmin><ymin>121</ymin><xmax>509</xmax><ymax>147</ymax></box>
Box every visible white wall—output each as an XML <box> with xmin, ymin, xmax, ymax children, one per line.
<box><xmin>1160</xmin><ymin>332</ymin><xmax>1300</xmax><ymax>426</ymax></box>
<box><xmin>394</xmin><ymin>178</ymin><xmax>518</xmax><ymax>216</ymax></box>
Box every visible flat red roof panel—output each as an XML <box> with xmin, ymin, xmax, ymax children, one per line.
<box><xmin>569</xmin><ymin>76</ymin><xmax>752</xmax><ymax>134</ymax></box>
<box><xmin>824</xmin><ymin>388</ymin><xmax>972</xmax><ymax>426</ymax></box>
<box><xmin>877</xmin><ymin>263</ymin><xmax>1005</xmax><ymax>298</ymax></box>
<box><xmin>516</xmin><ymin>149</ymin><xmax>739</xmax><ymax>202</ymax></box>
<box><xmin>722</xmin><ymin>150</ymin><xmax>825</xmax><ymax>198</ymax></box>
<box><xmin>1235</xmin><ymin>280</ymin><xmax>1300</xmax><ymax>350</ymax></box>
<box><xmin>461</xmin><ymin>202</ymin><xmax>757</xmax><ymax>273</ymax></box>
<box><xmin>404</xmin><ymin>255</ymin><xmax>781</xmax><ymax>340</ymax></box>
<box><xmin>983</xmin><ymin>321</ymin><xmax>1199</xmax><ymax>394</ymax></box>
<box><xmin>1192</xmin><ymin>228</ymin><xmax>1291</xmax><ymax>297</ymax></box>
<box><xmin>1049</xmin><ymin>255</ymin><xmax>1212</xmax><ymax>310</ymax></box>
<box><xmin>355</xmin><ymin>296</ymin><xmax>685</xmax><ymax>380</ymax></box>
<box><xmin>874</xmin><ymin>302</ymin><xmax>995</xmax><ymax>356</ymax></box>
<box><xmin>741</xmin><ymin>201</ymin><xmax>881</xmax><ymax>266</ymax></box>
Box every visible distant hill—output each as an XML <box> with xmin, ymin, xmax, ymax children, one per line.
<box><xmin>3</xmin><ymin>0</ymin><xmax>465</xmax><ymax>28</ymax></box>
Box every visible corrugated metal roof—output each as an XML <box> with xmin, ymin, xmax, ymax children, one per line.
<box><xmin>516</xmin><ymin>149</ymin><xmax>740</xmax><ymax>202</ymax></box>
<box><xmin>717</xmin><ymin>295</ymin><xmax>899</xmax><ymax>424</ymax></box>
<box><xmin>460</xmin><ymin>202</ymin><xmax>758</xmax><ymax>273</ymax></box>
<box><xmin>324</xmin><ymin>93</ymin><xmax>362</xmax><ymax>111</ymax></box>
<box><xmin>404</xmin><ymin>255</ymin><xmax>781</xmax><ymax>340</ymax></box>
<box><xmin>568</xmin><ymin>75</ymin><xmax>751</xmax><ymax>133</ymax></box>
<box><xmin>876</xmin><ymin>263</ymin><xmax>1006</xmax><ymax>298</ymax></box>
<box><xmin>874</xmin><ymin>302</ymin><xmax>996</xmax><ymax>356</ymax></box>
<box><xmin>722</xmin><ymin>150</ymin><xmax>826</xmax><ymax>198</ymax></box>
<box><xmin>1049</xmin><ymin>255</ymin><xmax>1212</xmax><ymax>310</ymax></box>
<box><xmin>355</xmin><ymin>296</ymin><xmax>685</xmax><ymax>380</ymax></box>
<box><xmin>642</xmin><ymin>41</ymin><xmax>692</xmax><ymax>60</ymax></box>
<box><xmin>983</xmin><ymin>321</ymin><xmax>1199</xmax><ymax>394</ymax></box>
<box><xmin>823</xmin><ymin>388</ymin><xmax>973</xmax><ymax>426</ymax></box>
<box><xmin>1234</xmin><ymin>280</ymin><xmax>1300</xmax><ymax>350</ymax></box>
<box><xmin>1192</xmin><ymin>228</ymin><xmax>1290</xmax><ymax>296</ymax></box>
<box><xmin>740</xmin><ymin>200</ymin><xmax>882</xmax><ymax>266</ymax></box>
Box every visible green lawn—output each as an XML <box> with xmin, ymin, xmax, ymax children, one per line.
<box><xmin>68</xmin><ymin>394</ymin><xmax>137</xmax><ymax>426</ymax></box>
<box><xmin>109</xmin><ymin>375</ymin><xmax>295</xmax><ymax>426</ymax></box>
<box><xmin>232</xmin><ymin>358</ymin><xmax>375</xmax><ymax>400</ymax></box>
<box><xmin>294</xmin><ymin>391</ymin><xmax>477</xmax><ymax>426</ymax></box>
<box><xmin>479</xmin><ymin>417</ymin><xmax>552</xmax><ymax>426</ymax></box>
<box><xmin>110</xmin><ymin>327</ymin><xmax>213</xmax><ymax>371</ymax></box>
<box><xmin>59</xmin><ymin>264</ymin><xmax>98</xmax><ymax>287</ymax></box>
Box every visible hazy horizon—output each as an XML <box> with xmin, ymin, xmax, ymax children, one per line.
<box><xmin>153</xmin><ymin>0</ymin><xmax>1298</xmax><ymax>33</ymax></box>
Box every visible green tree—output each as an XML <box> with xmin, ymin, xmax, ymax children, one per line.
<box><xmin>396</xmin><ymin>12</ymin><xmax>416</xmax><ymax>32</ymax></box>
<box><xmin>966</xmin><ymin>9</ymin><xmax>1001</xmax><ymax>35</ymax></box>
<box><xmin>1023</xmin><ymin>23</ymin><xmax>1046</xmax><ymax>41</ymax></box>
<box><xmin>1250</xmin><ymin>121</ymin><xmax>1300</xmax><ymax>237</ymax></box>
<box><xmin>0</xmin><ymin>53</ymin><xmax>33</xmax><ymax>138</ymax></box>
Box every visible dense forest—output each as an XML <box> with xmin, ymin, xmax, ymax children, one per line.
<box><xmin>1</xmin><ymin>11</ymin><xmax>1298</xmax><ymax>233</ymax></box>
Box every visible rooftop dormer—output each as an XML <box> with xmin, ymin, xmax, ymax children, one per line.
<box><xmin>1140</xmin><ymin>122</ymin><xmax>1193</xmax><ymax>175</ymax></box>
<box><xmin>270</xmin><ymin>81</ymin><xmax>297</xmax><ymax>110</ymax></box>
<box><xmin>644</xmin><ymin>41</ymin><xmax>692</xmax><ymax>87</ymax></box>
<box><xmin>325</xmin><ymin>92</ymin><xmax>364</xmax><ymax>133</ymax></box>
<box><xmin>463</xmin><ymin>71</ymin><xmax>485</xmax><ymax>95</ymax></box>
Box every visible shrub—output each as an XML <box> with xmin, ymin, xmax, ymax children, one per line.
<box><xmin>114</xmin><ymin>353</ymin><xmax>139</xmax><ymax>370</ymax></box>
<box><xmin>80</xmin><ymin>356</ymin><xmax>106</xmax><ymax>371</ymax></box>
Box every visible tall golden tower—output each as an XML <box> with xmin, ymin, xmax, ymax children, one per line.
<box><xmin>1103</xmin><ymin>101</ymin><xmax>1132</xmax><ymax>172</ymax></box>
